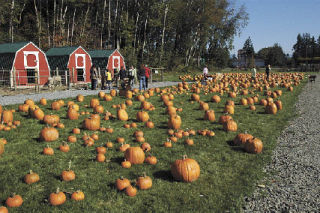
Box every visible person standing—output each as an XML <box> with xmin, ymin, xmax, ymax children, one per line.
<box><xmin>119</xmin><ymin>66</ymin><xmax>126</xmax><ymax>81</ymax></box>
<box><xmin>265</xmin><ymin>64</ymin><xmax>271</xmax><ymax>80</ymax></box>
<box><xmin>128</xmin><ymin>65</ymin><xmax>137</xmax><ymax>87</ymax></box>
<box><xmin>144</xmin><ymin>64</ymin><xmax>151</xmax><ymax>89</ymax></box>
<box><xmin>105</xmin><ymin>69</ymin><xmax>112</xmax><ymax>90</ymax></box>
<box><xmin>114</xmin><ymin>68</ymin><xmax>119</xmax><ymax>88</ymax></box>
<box><xmin>251</xmin><ymin>66</ymin><xmax>257</xmax><ymax>80</ymax></box>
<box><xmin>138</xmin><ymin>64</ymin><xmax>146</xmax><ymax>91</ymax></box>
<box><xmin>100</xmin><ymin>66</ymin><xmax>106</xmax><ymax>89</ymax></box>
<box><xmin>203</xmin><ymin>65</ymin><xmax>209</xmax><ymax>79</ymax></box>
<box><xmin>90</xmin><ymin>64</ymin><xmax>98</xmax><ymax>90</ymax></box>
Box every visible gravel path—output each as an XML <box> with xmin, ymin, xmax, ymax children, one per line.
<box><xmin>0</xmin><ymin>81</ymin><xmax>179</xmax><ymax>106</ymax></box>
<box><xmin>243</xmin><ymin>76</ymin><xmax>320</xmax><ymax>212</ymax></box>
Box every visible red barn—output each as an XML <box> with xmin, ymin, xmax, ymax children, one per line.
<box><xmin>0</xmin><ymin>41</ymin><xmax>51</xmax><ymax>88</ymax></box>
<box><xmin>88</xmin><ymin>49</ymin><xmax>126</xmax><ymax>77</ymax></box>
<box><xmin>46</xmin><ymin>46</ymin><xmax>92</xmax><ymax>84</ymax></box>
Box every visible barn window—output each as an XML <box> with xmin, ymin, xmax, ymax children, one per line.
<box><xmin>27</xmin><ymin>69</ymin><xmax>35</xmax><ymax>84</ymax></box>
<box><xmin>77</xmin><ymin>69</ymin><xmax>84</xmax><ymax>81</ymax></box>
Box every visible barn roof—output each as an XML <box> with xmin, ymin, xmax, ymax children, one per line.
<box><xmin>46</xmin><ymin>46</ymin><xmax>79</xmax><ymax>56</ymax></box>
<box><xmin>0</xmin><ymin>42</ymin><xmax>29</xmax><ymax>54</ymax></box>
<box><xmin>47</xmin><ymin>56</ymin><xmax>70</xmax><ymax>70</ymax></box>
<box><xmin>88</xmin><ymin>50</ymin><xmax>116</xmax><ymax>69</ymax></box>
<box><xmin>0</xmin><ymin>42</ymin><xmax>30</xmax><ymax>70</ymax></box>
<box><xmin>88</xmin><ymin>50</ymin><xmax>114</xmax><ymax>58</ymax></box>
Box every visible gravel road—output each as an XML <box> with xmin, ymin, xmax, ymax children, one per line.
<box><xmin>0</xmin><ymin>82</ymin><xmax>179</xmax><ymax>106</ymax></box>
<box><xmin>243</xmin><ymin>77</ymin><xmax>320</xmax><ymax>212</ymax></box>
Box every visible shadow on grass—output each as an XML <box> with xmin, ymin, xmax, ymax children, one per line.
<box><xmin>226</xmin><ymin>140</ymin><xmax>245</xmax><ymax>152</ymax></box>
<box><xmin>153</xmin><ymin>170</ymin><xmax>175</xmax><ymax>182</ymax></box>
<box><xmin>111</xmin><ymin>157</ymin><xmax>124</xmax><ymax>164</ymax></box>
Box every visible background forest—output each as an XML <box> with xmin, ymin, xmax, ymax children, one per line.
<box><xmin>0</xmin><ymin>0</ymin><xmax>248</xmax><ymax>70</ymax></box>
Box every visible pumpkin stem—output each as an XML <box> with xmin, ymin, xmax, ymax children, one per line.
<box><xmin>56</xmin><ymin>187</ymin><xmax>60</xmax><ymax>193</ymax></box>
<box><xmin>183</xmin><ymin>155</ymin><xmax>187</xmax><ymax>160</ymax></box>
<box><xmin>29</xmin><ymin>170</ymin><xmax>33</xmax><ymax>174</ymax></box>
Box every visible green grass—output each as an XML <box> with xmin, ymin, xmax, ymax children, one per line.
<box><xmin>0</xmin><ymin>73</ymin><xmax>306</xmax><ymax>212</ymax></box>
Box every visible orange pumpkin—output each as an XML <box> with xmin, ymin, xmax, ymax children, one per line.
<box><xmin>168</xmin><ymin>115</ymin><xmax>181</xmax><ymax>130</ymax></box>
<box><xmin>244</xmin><ymin>138</ymin><xmax>263</xmax><ymax>154</ymax></box>
<box><xmin>171</xmin><ymin>155</ymin><xmax>200</xmax><ymax>182</ymax></box>
<box><xmin>49</xmin><ymin>188</ymin><xmax>66</xmax><ymax>206</ymax></box>
<box><xmin>40</xmin><ymin>127</ymin><xmax>59</xmax><ymax>142</ymax></box>
<box><xmin>124</xmin><ymin>147</ymin><xmax>145</xmax><ymax>164</ymax></box>
<box><xmin>5</xmin><ymin>194</ymin><xmax>23</xmax><ymax>207</ymax></box>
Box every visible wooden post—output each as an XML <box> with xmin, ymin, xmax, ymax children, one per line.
<box><xmin>65</xmin><ymin>70</ymin><xmax>68</xmax><ymax>88</ymax></box>
<box><xmin>13</xmin><ymin>67</ymin><xmax>17</xmax><ymax>90</ymax></box>
<box><xmin>161</xmin><ymin>69</ymin><xmax>163</xmax><ymax>82</ymax></box>
<box><xmin>35</xmin><ymin>69</ymin><xmax>39</xmax><ymax>93</ymax></box>
<box><xmin>150</xmin><ymin>68</ymin><xmax>153</xmax><ymax>83</ymax></box>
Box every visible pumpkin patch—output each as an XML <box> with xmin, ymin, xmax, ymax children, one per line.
<box><xmin>0</xmin><ymin>72</ymin><xmax>306</xmax><ymax>211</ymax></box>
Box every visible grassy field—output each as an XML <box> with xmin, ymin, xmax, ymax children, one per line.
<box><xmin>0</xmin><ymin>72</ymin><xmax>306</xmax><ymax>212</ymax></box>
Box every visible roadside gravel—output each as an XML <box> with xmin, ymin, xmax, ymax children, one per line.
<box><xmin>0</xmin><ymin>81</ymin><xmax>179</xmax><ymax>106</ymax></box>
<box><xmin>243</xmin><ymin>77</ymin><xmax>320</xmax><ymax>212</ymax></box>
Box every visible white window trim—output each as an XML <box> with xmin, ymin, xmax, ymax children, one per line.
<box><xmin>112</xmin><ymin>56</ymin><xmax>120</xmax><ymax>70</ymax></box>
<box><xmin>24</xmin><ymin>51</ymin><xmax>39</xmax><ymax>69</ymax></box>
<box><xmin>75</xmin><ymin>54</ymin><xmax>86</xmax><ymax>69</ymax></box>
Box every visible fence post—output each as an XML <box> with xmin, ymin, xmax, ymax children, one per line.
<box><xmin>161</xmin><ymin>69</ymin><xmax>164</xmax><ymax>82</ymax></box>
<box><xmin>65</xmin><ymin>70</ymin><xmax>68</xmax><ymax>88</ymax></box>
<box><xmin>150</xmin><ymin>68</ymin><xmax>153</xmax><ymax>83</ymax></box>
<box><xmin>35</xmin><ymin>69</ymin><xmax>39</xmax><ymax>93</ymax></box>
<box><xmin>13</xmin><ymin>68</ymin><xmax>17</xmax><ymax>90</ymax></box>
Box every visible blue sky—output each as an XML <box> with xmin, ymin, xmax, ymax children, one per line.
<box><xmin>232</xmin><ymin>0</ymin><xmax>320</xmax><ymax>55</ymax></box>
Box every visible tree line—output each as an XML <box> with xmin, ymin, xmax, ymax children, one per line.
<box><xmin>0</xmin><ymin>0</ymin><xmax>248</xmax><ymax>70</ymax></box>
<box><xmin>240</xmin><ymin>33</ymin><xmax>320</xmax><ymax>68</ymax></box>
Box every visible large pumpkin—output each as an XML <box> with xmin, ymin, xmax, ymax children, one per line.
<box><xmin>43</xmin><ymin>114</ymin><xmax>60</xmax><ymax>125</ymax></box>
<box><xmin>124</xmin><ymin>147</ymin><xmax>145</xmax><ymax>164</ymax></box>
<box><xmin>266</xmin><ymin>103</ymin><xmax>277</xmax><ymax>114</ymax></box>
<box><xmin>83</xmin><ymin>117</ymin><xmax>100</xmax><ymax>131</ymax></box>
<box><xmin>275</xmin><ymin>100</ymin><xmax>282</xmax><ymax>110</ymax></box>
<box><xmin>2</xmin><ymin>110</ymin><xmax>13</xmax><ymax>124</ymax></box>
<box><xmin>40</xmin><ymin>127</ymin><xmax>59</xmax><ymax>142</ymax></box>
<box><xmin>136</xmin><ymin>111</ymin><xmax>149</xmax><ymax>122</ymax></box>
<box><xmin>90</xmin><ymin>98</ymin><xmax>100</xmax><ymax>108</ymax></box>
<box><xmin>233</xmin><ymin>133</ymin><xmax>253</xmax><ymax>146</ymax></box>
<box><xmin>244</xmin><ymin>138</ymin><xmax>263</xmax><ymax>154</ymax></box>
<box><xmin>211</xmin><ymin>95</ymin><xmax>221</xmax><ymax>103</ymax></box>
<box><xmin>204</xmin><ymin>110</ymin><xmax>215</xmax><ymax>122</ymax></box>
<box><xmin>224</xmin><ymin>105</ymin><xmax>234</xmax><ymax>114</ymax></box>
<box><xmin>33</xmin><ymin>108</ymin><xmax>45</xmax><ymax>120</ymax></box>
<box><xmin>117</xmin><ymin>109</ymin><xmax>129</xmax><ymax>121</ymax></box>
<box><xmin>171</xmin><ymin>155</ymin><xmax>200</xmax><ymax>182</ymax></box>
<box><xmin>168</xmin><ymin>115</ymin><xmax>181</xmax><ymax>130</ymax></box>
<box><xmin>67</xmin><ymin>108</ymin><xmax>79</xmax><ymax>120</ymax></box>
<box><xmin>223</xmin><ymin>120</ymin><xmax>237</xmax><ymax>132</ymax></box>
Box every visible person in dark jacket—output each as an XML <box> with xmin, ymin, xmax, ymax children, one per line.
<box><xmin>90</xmin><ymin>64</ymin><xmax>98</xmax><ymax>90</ymax></box>
<box><xmin>119</xmin><ymin>66</ymin><xmax>126</xmax><ymax>80</ymax></box>
<box><xmin>265</xmin><ymin>64</ymin><xmax>271</xmax><ymax>80</ymax></box>
<box><xmin>138</xmin><ymin>64</ymin><xmax>146</xmax><ymax>91</ymax></box>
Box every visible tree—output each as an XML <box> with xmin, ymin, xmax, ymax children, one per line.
<box><xmin>242</xmin><ymin>37</ymin><xmax>255</xmax><ymax>68</ymax></box>
<box><xmin>0</xmin><ymin>0</ymin><xmax>248</xmax><ymax>70</ymax></box>
<box><xmin>257</xmin><ymin>44</ymin><xmax>286</xmax><ymax>67</ymax></box>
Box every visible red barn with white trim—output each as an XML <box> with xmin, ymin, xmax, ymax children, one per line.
<box><xmin>0</xmin><ymin>41</ymin><xmax>51</xmax><ymax>87</ymax></box>
<box><xmin>46</xmin><ymin>46</ymin><xmax>92</xmax><ymax>84</ymax></box>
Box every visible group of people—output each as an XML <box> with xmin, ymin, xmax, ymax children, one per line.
<box><xmin>251</xmin><ymin>64</ymin><xmax>271</xmax><ymax>80</ymax></box>
<box><xmin>89</xmin><ymin>64</ymin><xmax>151</xmax><ymax>91</ymax></box>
